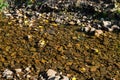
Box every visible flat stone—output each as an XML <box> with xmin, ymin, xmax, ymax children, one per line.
<box><xmin>69</xmin><ymin>21</ymin><xmax>75</xmax><ymax>25</ymax></box>
<box><xmin>47</xmin><ymin>69</ymin><xmax>57</xmax><ymax>77</ymax></box>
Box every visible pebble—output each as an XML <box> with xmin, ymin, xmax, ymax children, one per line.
<box><xmin>48</xmin><ymin>76</ymin><xmax>60</xmax><ymax>80</ymax></box>
<box><xmin>90</xmin><ymin>66</ymin><xmax>98</xmax><ymax>72</ymax></box>
<box><xmin>79</xmin><ymin>67</ymin><xmax>86</xmax><ymax>73</ymax></box>
<box><xmin>84</xmin><ymin>27</ymin><xmax>91</xmax><ymax>32</ymax></box>
<box><xmin>111</xmin><ymin>25</ymin><xmax>120</xmax><ymax>30</ymax></box>
<box><xmin>69</xmin><ymin>21</ymin><xmax>75</xmax><ymax>25</ymax></box>
<box><xmin>90</xmin><ymin>27</ymin><xmax>96</xmax><ymax>32</ymax></box>
<box><xmin>39</xmin><ymin>69</ymin><xmax>70</xmax><ymax>80</ymax></box>
<box><xmin>67</xmin><ymin>43</ymin><xmax>72</xmax><ymax>48</ymax></box>
<box><xmin>72</xmin><ymin>36</ymin><xmax>78</xmax><ymax>40</ymax></box>
<box><xmin>62</xmin><ymin>75</ymin><xmax>69</xmax><ymax>80</ymax></box>
<box><xmin>30</xmin><ymin>47</ymin><xmax>36</xmax><ymax>52</ymax></box>
<box><xmin>26</xmin><ymin>74</ymin><xmax>31</xmax><ymax>78</ymax></box>
<box><xmin>3</xmin><ymin>69</ymin><xmax>13</xmax><ymax>79</ymax></box>
<box><xmin>77</xmin><ymin>19</ymin><xmax>81</xmax><ymax>25</ymax></box>
<box><xmin>95</xmin><ymin>30</ymin><xmax>103</xmax><ymax>37</ymax></box>
<box><xmin>25</xmin><ymin>66</ymin><xmax>31</xmax><ymax>72</ymax></box>
<box><xmin>108</xmin><ymin>28</ymin><xmax>113</xmax><ymax>32</ymax></box>
<box><xmin>55</xmin><ymin>18</ymin><xmax>63</xmax><ymax>23</ymax></box>
<box><xmin>47</xmin><ymin>69</ymin><xmax>57</xmax><ymax>77</ymax></box>
<box><xmin>4</xmin><ymin>13</ymin><xmax>12</xmax><ymax>17</ymax></box>
<box><xmin>27</xmin><ymin>35</ymin><xmax>32</xmax><ymax>39</ymax></box>
<box><xmin>38</xmin><ymin>39</ymin><xmax>46</xmax><ymax>47</ymax></box>
<box><xmin>103</xmin><ymin>21</ymin><xmax>111</xmax><ymax>27</ymax></box>
<box><xmin>15</xmin><ymin>68</ymin><xmax>22</xmax><ymax>73</ymax></box>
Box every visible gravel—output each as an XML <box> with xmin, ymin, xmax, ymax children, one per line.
<box><xmin>0</xmin><ymin>0</ymin><xmax>120</xmax><ymax>80</ymax></box>
<box><xmin>1</xmin><ymin>68</ymin><xmax>70</xmax><ymax>80</ymax></box>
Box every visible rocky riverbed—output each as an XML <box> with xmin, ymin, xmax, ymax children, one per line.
<box><xmin>0</xmin><ymin>0</ymin><xmax>120</xmax><ymax>80</ymax></box>
<box><xmin>0</xmin><ymin>12</ymin><xmax>120</xmax><ymax>79</ymax></box>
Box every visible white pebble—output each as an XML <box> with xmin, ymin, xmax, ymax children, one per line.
<box><xmin>54</xmin><ymin>76</ymin><xmax>61</xmax><ymax>80</ymax></box>
<box><xmin>77</xmin><ymin>19</ymin><xmax>80</xmax><ymax>24</ymax></box>
<box><xmin>69</xmin><ymin>21</ymin><xmax>75</xmax><ymax>25</ymax></box>
<box><xmin>3</xmin><ymin>69</ymin><xmax>13</xmax><ymax>79</ymax></box>
<box><xmin>47</xmin><ymin>69</ymin><xmax>57</xmax><ymax>77</ymax></box>
<box><xmin>26</xmin><ymin>74</ymin><xmax>31</xmax><ymax>78</ymax></box>
<box><xmin>108</xmin><ymin>28</ymin><xmax>113</xmax><ymax>32</ymax></box>
<box><xmin>103</xmin><ymin>21</ymin><xmax>111</xmax><ymax>27</ymax></box>
<box><xmin>84</xmin><ymin>27</ymin><xmax>90</xmax><ymax>32</ymax></box>
<box><xmin>111</xmin><ymin>25</ymin><xmax>120</xmax><ymax>30</ymax></box>
<box><xmin>15</xmin><ymin>68</ymin><xmax>22</xmax><ymax>73</ymax></box>
<box><xmin>90</xmin><ymin>27</ymin><xmax>96</xmax><ymax>32</ymax></box>
<box><xmin>61</xmin><ymin>75</ymin><xmax>69</xmax><ymax>80</ymax></box>
<box><xmin>25</xmin><ymin>66</ymin><xmax>31</xmax><ymax>72</ymax></box>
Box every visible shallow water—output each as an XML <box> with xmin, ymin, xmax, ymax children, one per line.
<box><xmin>0</xmin><ymin>13</ymin><xmax>120</xmax><ymax>80</ymax></box>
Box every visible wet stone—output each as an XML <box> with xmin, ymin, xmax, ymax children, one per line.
<box><xmin>30</xmin><ymin>47</ymin><xmax>36</xmax><ymax>52</ymax></box>
<box><xmin>90</xmin><ymin>66</ymin><xmax>98</xmax><ymax>72</ymax></box>
<box><xmin>67</xmin><ymin>43</ymin><xmax>72</xmax><ymax>48</ymax></box>
<box><xmin>72</xmin><ymin>36</ymin><xmax>78</xmax><ymax>40</ymax></box>
<box><xmin>5</xmin><ymin>46</ymin><xmax>11</xmax><ymax>52</ymax></box>
<box><xmin>57</xmin><ymin>46</ymin><xmax>64</xmax><ymax>52</ymax></box>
